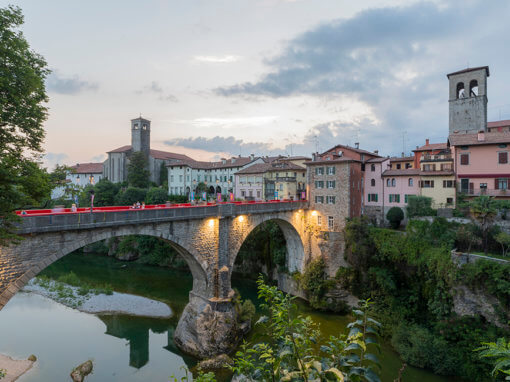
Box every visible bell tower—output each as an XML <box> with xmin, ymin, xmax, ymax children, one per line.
<box><xmin>447</xmin><ymin>66</ymin><xmax>489</xmax><ymax>135</ymax></box>
<box><xmin>131</xmin><ymin>117</ymin><xmax>151</xmax><ymax>157</ymax></box>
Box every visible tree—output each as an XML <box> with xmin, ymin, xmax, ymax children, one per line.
<box><xmin>159</xmin><ymin>162</ymin><xmax>168</xmax><ymax>187</ymax></box>
<box><xmin>387</xmin><ymin>207</ymin><xmax>404</xmax><ymax>229</ymax></box>
<box><xmin>127</xmin><ymin>151</ymin><xmax>150</xmax><ymax>188</ymax></box>
<box><xmin>0</xmin><ymin>5</ymin><xmax>51</xmax><ymax>244</ymax></box>
<box><xmin>114</xmin><ymin>187</ymin><xmax>147</xmax><ymax>206</ymax></box>
<box><xmin>495</xmin><ymin>232</ymin><xmax>510</xmax><ymax>257</ymax></box>
<box><xmin>145</xmin><ymin>187</ymin><xmax>168</xmax><ymax>204</ymax></box>
<box><xmin>406</xmin><ymin>195</ymin><xmax>436</xmax><ymax>217</ymax></box>
<box><xmin>470</xmin><ymin>196</ymin><xmax>497</xmax><ymax>254</ymax></box>
<box><xmin>476</xmin><ymin>337</ymin><xmax>510</xmax><ymax>380</ymax></box>
<box><xmin>93</xmin><ymin>179</ymin><xmax>120</xmax><ymax>206</ymax></box>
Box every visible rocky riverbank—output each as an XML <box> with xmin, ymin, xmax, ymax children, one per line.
<box><xmin>23</xmin><ymin>278</ymin><xmax>172</xmax><ymax>318</ymax></box>
<box><xmin>0</xmin><ymin>354</ymin><xmax>35</xmax><ymax>382</ymax></box>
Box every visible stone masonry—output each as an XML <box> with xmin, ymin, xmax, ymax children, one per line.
<box><xmin>0</xmin><ymin>202</ymin><xmax>312</xmax><ymax>358</ymax></box>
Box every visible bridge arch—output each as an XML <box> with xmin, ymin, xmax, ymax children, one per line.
<box><xmin>228</xmin><ymin>213</ymin><xmax>307</xmax><ymax>275</ymax></box>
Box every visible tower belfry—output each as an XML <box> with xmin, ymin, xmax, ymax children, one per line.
<box><xmin>447</xmin><ymin>66</ymin><xmax>489</xmax><ymax>134</ymax></box>
<box><xmin>131</xmin><ymin>117</ymin><xmax>151</xmax><ymax>157</ymax></box>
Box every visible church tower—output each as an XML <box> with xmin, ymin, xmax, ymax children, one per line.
<box><xmin>447</xmin><ymin>66</ymin><xmax>489</xmax><ymax>134</ymax></box>
<box><xmin>131</xmin><ymin>117</ymin><xmax>151</xmax><ymax>157</ymax></box>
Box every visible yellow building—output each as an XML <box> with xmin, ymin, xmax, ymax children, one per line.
<box><xmin>389</xmin><ymin>155</ymin><xmax>414</xmax><ymax>169</ymax></box>
<box><xmin>419</xmin><ymin>150</ymin><xmax>456</xmax><ymax>208</ymax></box>
<box><xmin>264</xmin><ymin>161</ymin><xmax>307</xmax><ymax>200</ymax></box>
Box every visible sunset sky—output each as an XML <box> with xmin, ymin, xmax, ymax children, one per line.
<box><xmin>4</xmin><ymin>0</ymin><xmax>510</xmax><ymax>169</ymax></box>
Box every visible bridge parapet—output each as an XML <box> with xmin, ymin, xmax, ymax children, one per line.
<box><xmin>16</xmin><ymin>201</ymin><xmax>308</xmax><ymax>234</ymax></box>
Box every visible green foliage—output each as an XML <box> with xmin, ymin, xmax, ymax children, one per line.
<box><xmin>299</xmin><ymin>257</ymin><xmax>330</xmax><ymax>309</ymax></box>
<box><xmin>115</xmin><ymin>187</ymin><xmax>147</xmax><ymax>206</ymax></box>
<box><xmin>470</xmin><ymin>196</ymin><xmax>498</xmax><ymax>254</ymax></box>
<box><xmin>233</xmin><ymin>289</ymin><xmax>256</xmax><ymax>323</ymax></box>
<box><xmin>196</xmin><ymin>182</ymin><xmax>208</xmax><ymax>194</ymax></box>
<box><xmin>146</xmin><ymin>187</ymin><xmax>168</xmax><ymax>204</ymax></box>
<box><xmin>386</xmin><ymin>207</ymin><xmax>404</xmax><ymax>229</ymax></box>
<box><xmin>93</xmin><ymin>179</ymin><xmax>121</xmax><ymax>206</ymax></box>
<box><xmin>495</xmin><ymin>232</ymin><xmax>510</xmax><ymax>257</ymax></box>
<box><xmin>0</xmin><ymin>5</ymin><xmax>51</xmax><ymax>244</ymax></box>
<box><xmin>159</xmin><ymin>162</ymin><xmax>168</xmax><ymax>187</ymax></box>
<box><xmin>476</xmin><ymin>337</ymin><xmax>510</xmax><ymax>380</ymax></box>
<box><xmin>127</xmin><ymin>151</ymin><xmax>150</xmax><ymax>188</ymax></box>
<box><xmin>455</xmin><ymin>223</ymin><xmax>482</xmax><ymax>252</ymax></box>
<box><xmin>0</xmin><ymin>368</ymin><xmax>5</xmax><ymax>379</ymax></box>
<box><xmin>230</xmin><ymin>276</ymin><xmax>381</xmax><ymax>382</ymax></box>
<box><xmin>406</xmin><ymin>195</ymin><xmax>436</xmax><ymax>217</ymax></box>
<box><xmin>166</xmin><ymin>194</ymin><xmax>189</xmax><ymax>203</ymax></box>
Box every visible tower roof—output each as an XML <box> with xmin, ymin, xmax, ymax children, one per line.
<box><xmin>446</xmin><ymin>66</ymin><xmax>489</xmax><ymax>78</ymax></box>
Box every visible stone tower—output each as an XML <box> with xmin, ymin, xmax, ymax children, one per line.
<box><xmin>131</xmin><ymin>117</ymin><xmax>151</xmax><ymax>157</ymax></box>
<box><xmin>447</xmin><ymin>66</ymin><xmax>489</xmax><ymax>134</ymax></box>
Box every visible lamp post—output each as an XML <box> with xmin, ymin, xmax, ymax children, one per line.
<box><xmin>216</xmin><ymin>179</ymin><xmax>219</xmax><ymax>201</ymax></box>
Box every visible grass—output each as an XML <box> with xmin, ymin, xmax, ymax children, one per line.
<box><xmin>471</xmin><ymin>251</ymin><xmax>510</xmax><ymax>261</ymax></box>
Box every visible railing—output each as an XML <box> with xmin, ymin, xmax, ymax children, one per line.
<box><xmin>457</xmin><ymin>187</ymin><xmax>510</xmax><ymax>197</ymax></box>
<box><xmin>421</xmin><ymin>154</ymin><xmax>452</xmax><ymax>162</ymax></box>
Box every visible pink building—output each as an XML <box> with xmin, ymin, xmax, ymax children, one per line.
<box><xmin>234</xmin><ymin>163</ymin><xmax>265</xmax><ymax>201</ymax></box>
<box><xmin>449</xmin><ymin>128</ymin><xmax>510</xmax><ymax>198</ymax></box>
<box><xmin>363</xmin><ymin>157</ymin><xmax>390</xmax><ymax>224</ymax></box>
<box><xmin>381</xmin><ymin>168</ymin><xmax>421</xmax><ymax>212</ymax></box>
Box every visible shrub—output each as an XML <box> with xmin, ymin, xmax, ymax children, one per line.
<box><xmin>114</xmin><ymin>187</ymin><xmax>147</xmax><ymax>206</ymax></box>
<box><xmin>57</xmin><ymin>271</ymin><xmax>80</xmax><ymax>286</ymax></box>
<box><xmin>300</xmin><ymin>257</ymin><xmax>329</xmax><ymax>308</ymax></box>
<box><xmin>239</xmin><ymin>299</ymin><xmax>256</xmax><ymax>323</ymax></box>
<box><xmin>386</xmin><ymin>206</ymin><xmax>404</xmax><ymax>229</ymax></box>
<box><xmin>145</xmin><ymin>187</ymin><xmax>168</xmax><ymax>204</ymax></box>
<box><xmin>406</xmin><ymin>195</ymin><xmax>436</xmax><ymax>217</ymax></box>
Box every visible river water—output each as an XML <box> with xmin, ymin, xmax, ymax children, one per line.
<box><xmin>0</xmin><ymin>253</ymin><xmax>452</xmax><ymax>381</ymax></box>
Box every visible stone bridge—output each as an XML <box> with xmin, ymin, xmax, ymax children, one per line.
<box><xmin>0</xmin><ymin>201</ymin><xmax>320</xmax><ymax>358</ymax></box>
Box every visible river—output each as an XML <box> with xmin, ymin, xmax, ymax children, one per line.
<box><xmin>0</xmin><ymin>253</ymin><xmax>453</xmax><ymax>381</ymax></box>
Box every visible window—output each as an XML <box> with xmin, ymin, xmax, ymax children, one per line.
<box><xmin>499</xmin><ymin>152</ymin><xmax>508</xmax><ymax>164</ymax></box>
<box><xmin>420</xmin><ymin>180</ymin><xmax>435</xmax><ymax>188</ymax></box>
<box><xmin>499</xmin><ymin>144</ymin><xmax>508</xmax><ymax>148</ymax></box>
<box><xmin>408</xmin><ymin>178</ymin><xmax>413</xmax><ymax>187</ymax></box>
<box><xmin>241</xmin><ymin>190</ymin><xmax>246</xmax><ymax>197</ymax></box>
<box><xmin>186</xmin><ymin>175</ymin><xmax>190</xmax><ymax>181</ymax></box>
<box><xmin>256</xmin><ymin>190</ymin><xmax>261</xmax><ymax>198</ymax></box>
<box><xmin>327</xmin><ymin>180</ymin><xmax>336</xmax><ymax>188</ymax></box>
<box><xmin>423</xmin><ymin>164</ymin><xmax>436</xmax><ymax>171</ymax></box>
<box><xmin>179</xmin><ymin>175</ymin><xmax>183</xmax><ymax>182</ymax></box>
<box><xmin>480</xmin><ymin>183</ymin><xmax>488</xmax><ymax>189</ymax></box>
<box><xmin>315</xmin><ymin>196</ymin><xmax>324</xmax><ymax>204</ymax></box>
<box><xmin>406</xmin><ymin>163</ymin><xmax>411</xmax><ymax>169</ymax></box>
<box><xmin>440</xmin><ymin>164</ymin><xmax>453</xmax><ymax>171</ymax></box>
<box><xmin>460</xmin><ymin>154</ymin><xmax>469</xmax><ymax>165</ymax></box>
<box><xmin>446</xmin><ymin>197</ymin><xmax>454</xmax><ymax>205</ymax></box>
<box><xmin>371</xmin><ymin>179</ymin><xmax>375</xmax><ymax>187</ymax></box>
<box><xmin>368</xmin><ymin>193</ymin><xmax>378</xmax><ymax>202</ymax></box>
<box><xmin>456</xmin><ymin>82</ymin><xmax>465</xmax><ymax>98</ymax></box>
<box><xmin>443</xmin><ymin>180</ymin><xmax>454</xmax><ymax>188</ymax></box>
<box><xmin>389</xmin><ymin>194</ymin><xmax>400</xmax><ymax>203</ymax></box>
<box><xmin>396</xmin><ymin>163</ymin><xmax>401</xmax><ymax>169</ymax></box>
<box><xmin>315</xmin><ymin>181</ymin><xmax>324</xmax><ymax>189</ymax></box>
<box><xmin>391</xmin><ymin>178</ymin><xmax>396</xmax><ymax>187</ymax></box>
<box><xmin>279</xmin><ymin>184</ymin><xmax>283</xmax><ymax>191</ymax></box>
<box><xmin>371</xmin><ymin>164</ymin><xmax>375</xmax><ymax>172</ymax></box>
<box><xmin>170</xmin><ymin>175</ymin><xmax>174</xmax><ymax>182</ymax></box>
<box><xmin>317</xmin><ymin>215</ymin><xmax>322</xmax><ymax>225</ymax></box>
<box><xmin>328</xmin><ymin>216</ymin><xmax>334</xmax><ymax>230</ymax></box>
<box><xmin>249</xmin><ymin>190</ymin><xmax>253</xmax><ymax>197</ymax></box>
<box><xmin>386</xmin><ymin>178</ymin><xmax>390</xmax><ymax>187</ymax></box>
<box><xmin>404</xmin><ymin>194</ymin><xmax>413</xmax><ymax>203</ymax></box>
<box><xmin>327</xmin><ymin>196</ymin><xmax>336</xmax><ymax>204</ymax></box>
<box><xmin>496</xmin><ymin>178</ymin><xmax>509</xmax><ymax>190</ymax></box>
<box><xmin>469</xmin><ymin>79</ymin><xmax>478</xmax><ymax>96</ymax></box>
<box><xmin>327</xmin><ymin>166</ymin><xmax>335</xmax><ymax>175</ymax></box>
<box><xmin>315</xmin><ymin>167</ymin><xmax>324</xmax><ymax>175</ymax></box>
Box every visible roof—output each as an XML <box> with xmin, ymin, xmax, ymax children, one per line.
<box><xmin>168</xmin><ymin>156</ymin><xmax>260</xmax><ymax>170</ymax></box>
<box><xmin>235</xmin><ymin>162</ymin><xmax>305</xmax><ymax>175</ymax></box>
<box><xmin>488</xmin><ymin>120</ymin><xmax>510</xmax><ymax>128</ymax></box>
<box><xmin>448</xmin><ymin>131</ymin><xmax>510</xmax><ymax>147</ymax></box>
<box><xmin>367</xmin><ymin>157</ymin><xmax>389</xmax><ymax>163</ymax></box>
<box><xmin>446</xmin><ymin>66</ymin><xmax>489</xmax><ymax>78</ymax></box>
<box><xmin>304</xmin><ymin>157</ymin><xmax>360</xmax><ymax>165</ymax></box>
<box><xmin>107</xmin><ymin>145</ymin><xmax>191</xmax><ymax>161</ymax></box>
<box><xmin>71</xmin><ymin>162</ymin><xmax>103</xmax><ymax>174</ymax></box>
<box><xmin>413</xmin><ymin>142</ymin><xmax>447</xmax><ymax>152</ymax></box>
<box><xmin>420</xmin><ymin>171</ymin><xmax>454</xmax><ymax>176</ymax></box>
<box><xmin>382</xmin><ymin>169</ymin><xmax>421</xmax><ymax>177</ymax></box>
<box><xmin>390</xmin><ymin>156</ymin><xmax>414</xmax><ymax>162</ymax></box>
<box><xmin>321</xmin><ymin>144</ymin><xmax>380</xmax><ymax>158</ymax></box>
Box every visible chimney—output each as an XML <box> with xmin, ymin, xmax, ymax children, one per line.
<box><xmin>355</xmin><ymin>142</ymin><xmax>359</xmax><ymax>149</ymax></box>
<box><xmin>221</xmin><ymin>158</ymin><xmax>226</xmax><ymax>165</ymax></box>
<box><xmin>478</xmin><ymin>130</ymin><xmax>485</xmax><ymax>142</ymax></box>
<box><xmin>416</xmin><ymin>146</ymin><xmax>419</xmax><ymax>150</ymax></box>
<box><xmin>401</xmin><ymin>152</ymin><xmax>405</xmax><ymax>157</ymax></box>
<box><xmin>231</xmin><ymin>157</ymin><xmax>236</xmax><ymax>164</ymax></box>
<box><xmin>312</xmin><ymin>153</ymin><xmax>317</xmax><ymax>161</ymax></box>
<box><xmin>425</xmin><ymin>139</ymin><xmax>429</xmax><ymax>146</ymax></box>
<box><xmin>374</xmin><ymin>150</ymin><xmax>379</xmax><ymax>155</ymax></box>
<box><xmin>250</xmin><ymin>153</ymin><xmax>254</xmax><ymax>160</ymax></box>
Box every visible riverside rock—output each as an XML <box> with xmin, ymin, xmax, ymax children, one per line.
<box><xmin>70</xmin><ymin>360</ymin><xmax>93</xmax><ymax>382</ymax></box>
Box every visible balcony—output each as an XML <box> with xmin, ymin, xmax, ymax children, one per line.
<box><xmin>421</xmin><ymin>154</ymin><xmax>452</xmax><ymax>162</ymax></box>
<box><xmin>458</xmin><ymin>186</ymin><xmax>510</xmax><ymax>197</ymax></box>
<box><xmin>275</xmin><ymin>176</ymin><xmax>297</xmax><ymax>182</ymax></box>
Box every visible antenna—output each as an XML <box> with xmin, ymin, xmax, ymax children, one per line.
<box><xmin>401</xmin><ymin>131</ymin><xmax>407</xmax><ymax>156</ymax></box>
<box><xmin>314</xmin><ymin>135</ymin><xmax>319</xmax><ymax>153</ymax></box>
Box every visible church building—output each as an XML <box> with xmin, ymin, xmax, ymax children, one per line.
<box><xmin>103</xmin><ymin>117</ymin><xmax>191</xmax><ymax>185</ymax></box>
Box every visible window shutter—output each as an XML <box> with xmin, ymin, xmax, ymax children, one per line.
<box><xmin>499</xmin><ymin>152</ymin><xmax>508</xmax><ymax>164</ymax></box>
<box><xmin>431</xmin><ymin>181</ymin><xmax>435</xmax><ymax>188</ymax></box>
<box><xmin>375</xmin><ymin>194</ymin><xmax>378</xmax><ymax>202</ymax></box>
<box><xmin>495</xmin><ymin>179</ymin><xmax>499</xmax><ymax>189</ymax></box>
<box><xmin>460</xmin><ymin>154</ymin><xmax>469</xmax><ymax>165</ymax></box>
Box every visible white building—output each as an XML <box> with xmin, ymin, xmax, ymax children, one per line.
<box><xmin>51</xmin><ymin>162</ymin><xmax>104</xmax><ymax>199</ymax></box>
<box><xmin>167</xmin><ymin>155</ymin><xmax>266</xmax><ymax>196</ymax></box>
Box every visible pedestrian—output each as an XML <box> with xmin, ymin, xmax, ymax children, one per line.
<box><xmin>141</xmin><ymin>202</ymin><xmax>145</xmax><ymax>209</ymax></box>
<box><xmin>71</xmin><ymin>203</ymin><xmax>77</xmax><ymax>212</ymax></box>
<box><xmin>136</xmin><ymin>201</ymin><xmax>141</xmax><ymax>209</ymax></box>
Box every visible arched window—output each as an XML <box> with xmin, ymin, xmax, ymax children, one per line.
<box><xmin>371</xmin><ymin>164</ymin><xmax>375</xmax><ymax>172</ymax></box>
<box><xmin>371</xmin><ymin>179</ymin><xmax>375</xmax><ymax>187</ymax></box>
<box><xmin>456</xmin><ymin>82</ymin><xmax>465</xmax><ymax>99</ymax></box>
<box><xmin>408</xmin><ymin>178</ymin><xmax>413</xmax><ymax>187</ymax></box>
<box><xmin>391</xmin><ymin>178</ymin><xmax>396</xmax><ymax>187</ymax></box>
<box><xmin>386</xmin><ymin>179</ymin><xmax>390</xmax><ymax>187</ymax></box>
<box><xmin>469</xmin><ymin>80</ymin><xmax>478</xmax><ymax>97</ymax></box>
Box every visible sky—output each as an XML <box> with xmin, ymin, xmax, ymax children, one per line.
<box><xmin>4</xmin><ymin>0</ymin><xmax>510</xmax><ymax>169</ymax></box>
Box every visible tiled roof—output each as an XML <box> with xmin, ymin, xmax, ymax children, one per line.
<box><xmin>367</xmin><ymin>157</ymin><xmax>389</xmax><ymax>163</ymax></box>
<box><xmin>304</xmin><ymin>157</ymin><xmax>360</xmax><ymax>165</ymax></box>
<box><xmin>168</xmin><ymin>156</ymin><xmax>260</xmax><ymax>170</ymax></box>
<box><xmin>107</xmin><ymin>145</ymin><xmax>191</xmax><ymax>161</ymax></box>
<box><xmin>235</xmin><ymin>162</ymin><xmax>305</xmax><ymax>175</ymax></box>
<box><xmin>382</xmin><ymin>169</ymin><xmax>421</xmax><ymax>176</ymax></box>
<box><xmin>488</xmin><ymin>120</ymin><xmax>510</xmax><ymax>128</ymax></box>
<box><xmin>449</xmin><ymin>132</ymin><xmax>510</xmax><ymax>147</ymax></box>
<box><xmin>420</xmin><ymin>171</ymin><xmax>454</xmax><ymax>176</ymax></box>
<box><xmin>446</xmin><ymin>66</ymin><xmax>489</xmax><ymax>78</ymax></box>
<box><xmin>389</xmin><ymin>156</ymin><xmax>414</xmax><ymax>162</ymax></box>
<box><xmin>71</xmin><ymin>163</ymin><xmax>103</xmax><ymax>174</ymax></box>
<box><xmin>413</xmin><ymin>142</ymin><xmax>447</xmax><ymax>152</ymax></box>
<box><xmin>321</xmin><ymin>144</ymin><xmax>380</xmax><ymax>157</ymax></box>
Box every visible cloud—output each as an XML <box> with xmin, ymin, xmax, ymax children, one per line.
<box><xmin>90</xmin><ymin>154</ymin><xmax>106</xmax><ymax>163</ymax></box>
<box><xmin>165</xmin><ymin>136</ymin><xmax>274</xmax><ymax>156</ymax></box>
<box><xmin>214</xmin><ymin>1</ymin><xmax>510</xmax><ymax>153</ymax></box>
<box><xmin>42</xmin><ymin>152</ymin><xmax>69</xmax><ymax>170</ymax></box>
<box><xmin>136</xmin><ymin>81</ymin><xmax>178</xmax><ymax>102</ymax></box>
<box><xmin>176</xmin><ymin>116</ymin><xmax>279</xmax><ymax>129</ymax></box>
<box><xmin>46</xmin><ymin>71</ymin><xmax>98</xmax><ymax>95</ymax></box>
<box><xmin>193</xmin><ymin>55</ymin><xmax>241</xmax><ymax>63</ymax></box>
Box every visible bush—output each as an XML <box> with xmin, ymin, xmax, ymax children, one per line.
<box><xmin>386</xmin><ymin>206</ymin><xmax>404</xmax><ymax>229</ymax></box>
<box><xmin>145</xmin><ymin>187</ymin><xmax>168</xmax><ymax>204</ymax></box>
<box><xmin>300</xmin><ymin>257</ymin><xmax>330</xmax><ymax>309</ymax></box>
<box><xmin>239</xmin><ymin>299</ymin><xmax>256</xmax><ymax>323</ymax></box>
<box><xmin>57</xmin><ymin>271</ymin><xmax>80</xmax><ymax>286</ymax></box>
<box><xmin>114</xmin><ymin>187</ymin><xmax>147</xmax><ymax>206</ymax></box>
<box><xmin>407</xmin><ymin>195</ymin><xmax>436</xmax><ymax>217</ymax></box>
